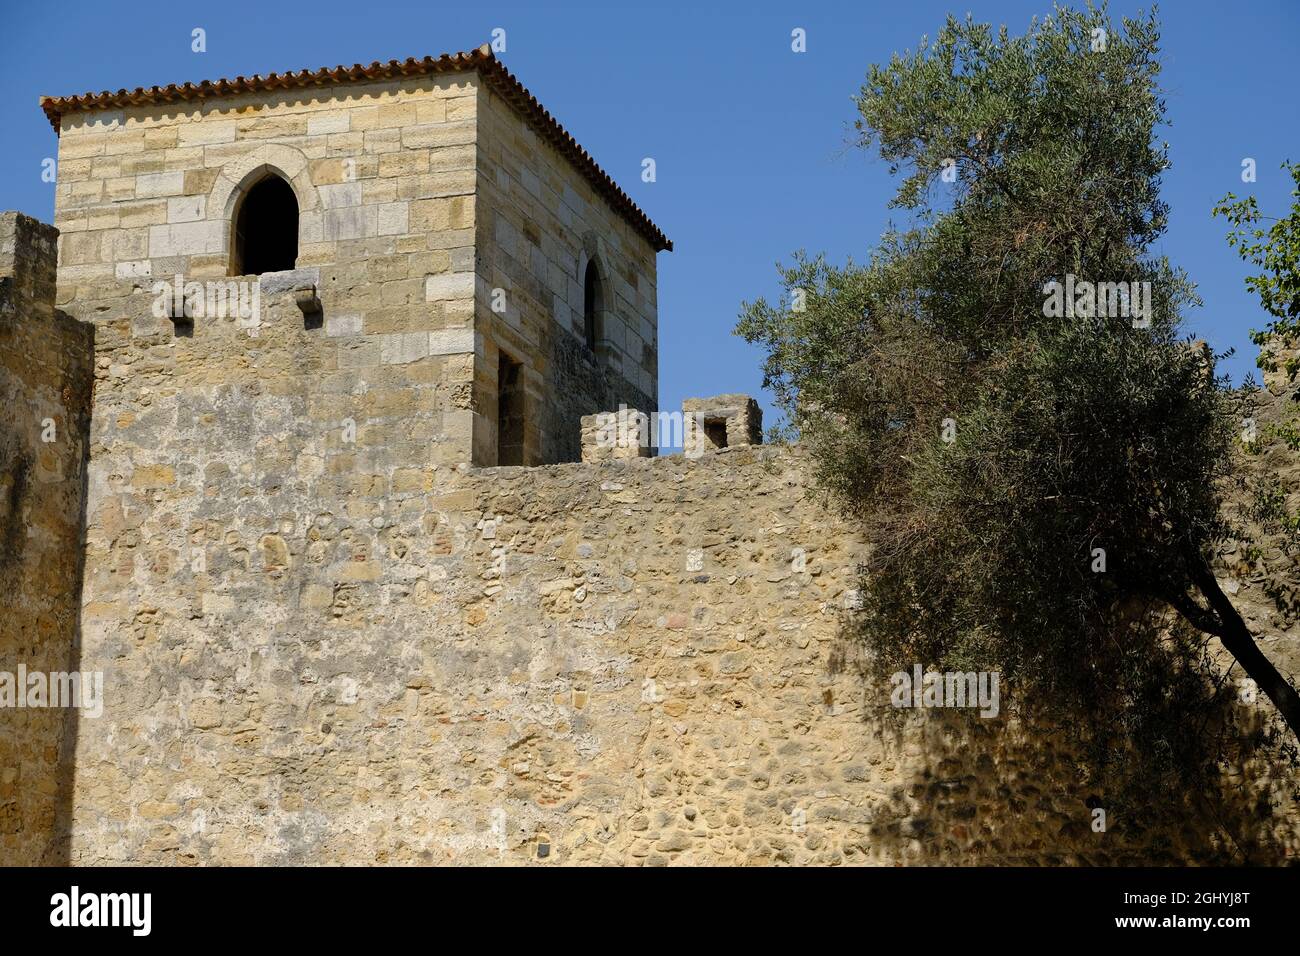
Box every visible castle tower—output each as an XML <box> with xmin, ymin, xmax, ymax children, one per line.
<box><xmin>42</xmin><ymin>45</ymin><xmax>669</xmax><ymax>468</ymax></box>
<box><xmin>33</xmin><ymin>51</ymin><xmax>671</xmax><ymax>861</ymax></box>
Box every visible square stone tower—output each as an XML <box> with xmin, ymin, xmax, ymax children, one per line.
<box><xmin>42</xmin><ymin>45</ymin><xmax>669</xmax><ymax>468</ymax></box>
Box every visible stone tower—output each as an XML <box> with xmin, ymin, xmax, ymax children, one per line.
<box><xmin>42</xmin><ymin>45</ymin><xmax>670</xmax><ymax>468</ymax></box>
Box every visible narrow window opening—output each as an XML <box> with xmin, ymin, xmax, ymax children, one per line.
<box><xmin>171</xmin><ymin>315</ymin><xmax>194</xmax><ymax>338</ymax></box>
<box><xmin>232</xmin><ymin>175</ymin><xmax>299</xmax><ymax>276</ymax></box>
<box><xmin>704</xmin><ymin>417</ymin><xmax>729</xmax><ymax>449</ymax></box>
<box><xmin>583</xmin><ymin>260</ymin><xmax>602</xmax><ymax>353</ymax></box>
<box><xmin>497</xmin><ymin>352</ymin><xmax>525</xmax><ymax>466</ymax></box>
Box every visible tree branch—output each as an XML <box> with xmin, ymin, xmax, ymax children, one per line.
<box><xmin>1186</xmin><ymin>551</ymin><xmax>1300</xmax><ymax>739</ymax></box>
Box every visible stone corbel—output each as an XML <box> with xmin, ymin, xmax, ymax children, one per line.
<box><xmin>294</xmin><ymin>287</ymin><xmax>322</xmax><ymax>318</ymax></box>
<box><xmin>258</xmin><ymin>267</ymin><xmax>323</xmax><ymax>325</ymax></box>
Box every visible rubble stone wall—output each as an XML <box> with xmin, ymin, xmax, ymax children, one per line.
<box><xmin>0</xmin><ymin>212</ymin><xmax>94</xmax><ymax>865</ymax></box>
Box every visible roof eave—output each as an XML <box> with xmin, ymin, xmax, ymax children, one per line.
<box><xmin>40</xmin><ymin>46</ymin><xmax>671</xmax><ymax>252</ymax></box>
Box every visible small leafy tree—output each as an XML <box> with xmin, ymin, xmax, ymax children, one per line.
<box><xmin>1214</xmin><ymin>162</ymin><xmax>1300</xmax><ymax>383</ymax></box>
<box><xmin>737</xmin><ymin>1</ymin><xmax>1300</xmax><ymax>777</ymax></box>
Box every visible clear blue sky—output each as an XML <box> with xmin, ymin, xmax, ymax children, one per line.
<box><xmin>3</xmin><ymin>0</ymin><xmax>1296</xmax><ymax>428</ymax></box>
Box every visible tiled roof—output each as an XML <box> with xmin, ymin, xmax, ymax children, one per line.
<box><xmin>39</xmin><ymin>45</ymin><xmax>671</xmax><ymax>251</ymax></box>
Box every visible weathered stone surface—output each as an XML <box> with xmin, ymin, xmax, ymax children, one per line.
<box><xmin>0</xmin><ymin>212</ymin><xmax>95</xmax><ymax>866</ymax></box>
<box><xmin>258</xmin><ymin>268</ymin><xmax>320</xmax><ymax>296</ymax></box>
<box><xmin>580</xmin><ymin>408</ymin><xmax>652</xmax><ymax>462</ymax></box>
<box><xmin>683</xmin><ymin>394</ymin><xmax>763</xmax><ymax>450</ymax></box>
<box><xmin>45</xmin><ymin>431</ymin><xmax>1300</xmax><ymax>865</ymax></box>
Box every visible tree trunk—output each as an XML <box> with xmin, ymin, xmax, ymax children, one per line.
<box><xmin>1190</xmin><ymin>557</ymin><xmax>1300</xmax><ymax>740</ymax></box>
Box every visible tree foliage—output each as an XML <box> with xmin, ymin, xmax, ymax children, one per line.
<box><xmin>737</xmin><ymin>4</ymin><xmax>1300</xmax><ymax>789</ymax></box>
<box><xmin>1214</xmin><ymin>162</ymin><xmax>1300</xmax><ymax>384</ymax></box>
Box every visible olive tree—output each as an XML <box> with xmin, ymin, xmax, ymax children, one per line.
<box><xmin>737</xmin><ymin>5</ymin><xmax>1300</xmax><ymax>773</ymax></box>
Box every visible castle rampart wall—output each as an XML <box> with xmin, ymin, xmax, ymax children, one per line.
<box><xmin>0</xmin><ymin>212</ymin><xmax>94</xmax><ymax>865</ymax></box>
<box><xmin>60</xmin><ymin>421</ymin><xmax>1300</xmax><ymax>863</ymax></box>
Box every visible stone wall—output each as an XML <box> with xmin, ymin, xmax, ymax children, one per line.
<box><xmin>1227</xmin><ymin>343</ymin><xmax>1300</xmax><ymax>684</ymax></box>
<box><xmin>60</xmin><ymin>431</ymin><xmax>1298</xmax><ymax>864</ymax></box>
<box><xmin>53</xmin><ymin>71</ymin><xmax>482</xmax><ymax>467</ymax></box>
<box><xmin>0</xmin><ymin>212</ymin><xmax>94</xmax><ymax>865</ymax></box>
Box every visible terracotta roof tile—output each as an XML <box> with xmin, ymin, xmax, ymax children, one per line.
<box><xmin>39</xmin><ymin>45</ymin><xmax>671</xmax><ymax>251</ymax></box>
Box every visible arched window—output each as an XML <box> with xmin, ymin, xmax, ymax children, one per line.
<box><xmin>583</xmin><ymin>259</ymin><xmax>602</xmax><ymax>352</ymax></box>
<box><xmin>232</xmin><ymin>174</ymin><xmax>298</xmax><ymax>276</ymax></box>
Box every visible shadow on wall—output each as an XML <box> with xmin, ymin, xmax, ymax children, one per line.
<box><xmin>48</xmin><ymin>413</ymin><xmax>92</xmax><ymax>867</ymax></box>
<box><xmin>830</xmin><ymin>632</ymin><xmax>1300</xmax><ymax>865</ymax></box>
<box><xmin>0</xmin><ymin>237</ymin><xmax>95</xmax><ymax>864</ymax></box>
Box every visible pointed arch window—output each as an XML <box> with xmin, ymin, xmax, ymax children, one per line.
<box><xmin>232</xmin><ymin>174</ymin><xmax>298</xmax><ymax>276</ymax></box>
